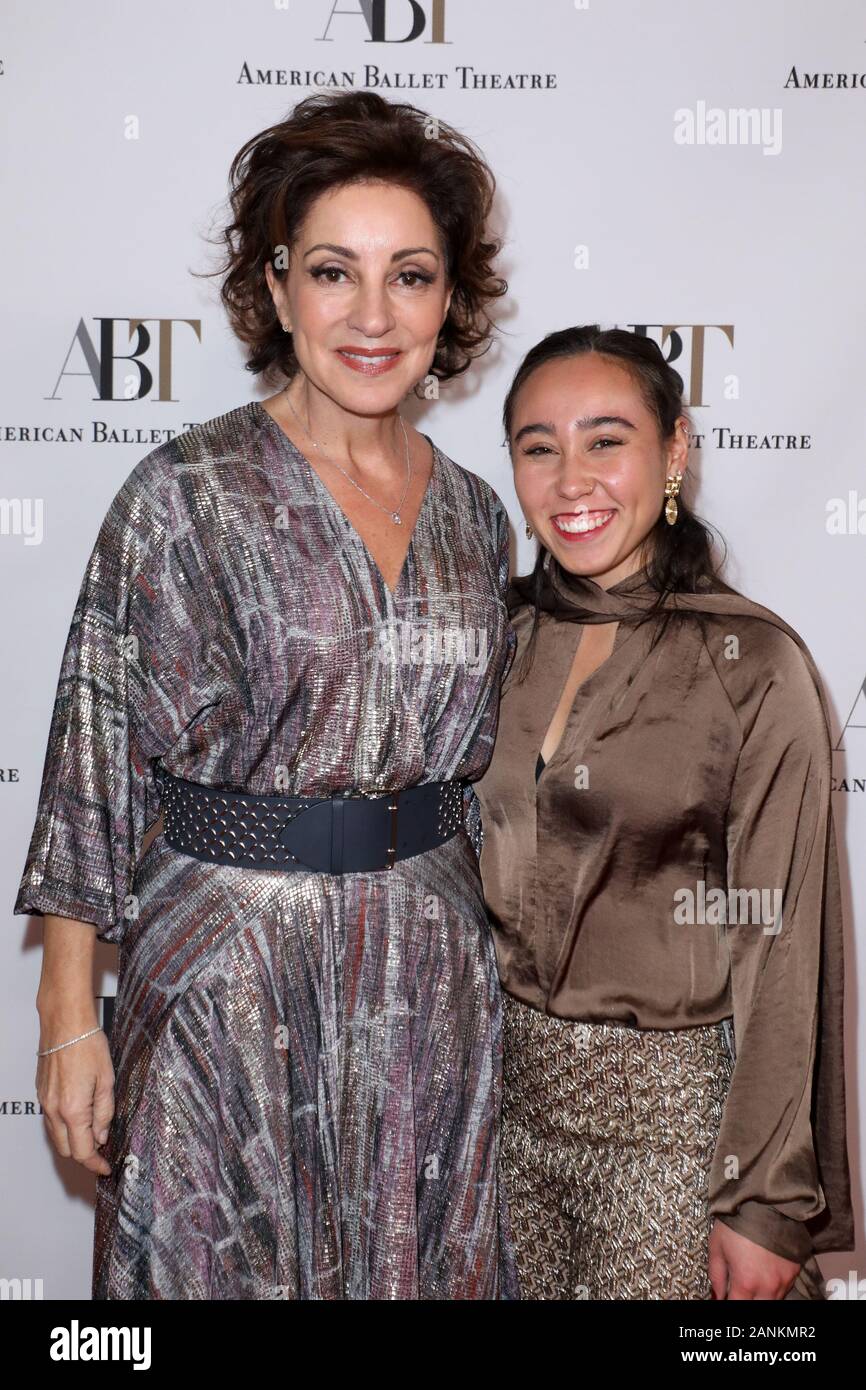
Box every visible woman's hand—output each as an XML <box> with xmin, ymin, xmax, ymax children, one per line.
<box><xmin>708</xmin><ymin>1219</ymin><xmax>800</xmax><ymax>1299</ymax></box>
<box><xmin>35</xmin><ymin>914</ymin><xmax>115</xmax><ymax>1177</ymax></box>
<box><xmin>36</xmin><ymin>1022</ymin><xmax>115</xmax><ymax>1176</ymax></box>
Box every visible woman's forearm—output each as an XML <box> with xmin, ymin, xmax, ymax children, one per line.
<box><xmin>36</xmin><ymin>915</ymin><xmax>100</xmax><ymax>1029</ymax></box>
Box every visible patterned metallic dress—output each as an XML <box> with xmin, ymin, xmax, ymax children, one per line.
<box><xmin>14</xmin><ymin>400</ymin><xmax>519</xmax><ymax>1300</ymax></box>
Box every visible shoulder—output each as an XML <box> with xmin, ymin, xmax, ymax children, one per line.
<box><xmin>695</xmin><ymin>594</ymin><xmax>818</xmax><ymax>679</ymax></box>
<box><xmin>92</xmin><ymin>403</ymin><xmax>259</xmax><ymax>561</ymax></box>
<box><xmin>426</xmin><ymin>435</ymin><xmax>510</xmax><ymax>530</ymax></box>
<box><xmin>113</xmin><ymin>400</ymin><xmax>263</xmax><ymax>516</ymax></box>
<box><xmin>693</xmin><ymin>595</ymin><xmax>828</xmax><ymax>743</ymax></box>
<box><xmin>173</xmin><ymin>400</ymin><xmax>262</xmax><ymax>464</ymax></box>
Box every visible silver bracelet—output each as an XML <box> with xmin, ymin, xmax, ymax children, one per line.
<box><xmin>37</xmin><ymin>1026</ymin><xmax>103</xmax><ymax>1057</ymax></box>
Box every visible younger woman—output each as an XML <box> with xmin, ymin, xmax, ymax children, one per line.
<box><xmin>471</xmin><ymin>326</ymin><xmax>853</xmax><ymax>1300</ymax></box>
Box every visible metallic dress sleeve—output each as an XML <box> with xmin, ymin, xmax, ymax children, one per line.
<box><xmin>462</xmin><ymin>497</ymin><xmax>516</xmax><ymax>862</ymax></box>
<box><xmin>13</xmin><ymin>462</ymin><xmax>174</xmax><ymax>945</ymax></box>
<box><xmin>707</xmin><ymin>632</ymin><xmax>851</xmax><ymax>1264</ymax></box>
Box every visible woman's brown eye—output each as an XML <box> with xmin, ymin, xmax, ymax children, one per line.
<box><xmin>309</xmin><ymin>266</ymin><xmax>347</xmax><ymax>283</ymax></box>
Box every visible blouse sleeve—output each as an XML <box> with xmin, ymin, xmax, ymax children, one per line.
<box><xmin>462</xmin><ymin>497</ymin><xmax>516</xmax><ymax>862</ymax></box>
<box><xmin>707</xmin><ymin>631</ymin><xmax>851</xmax><ymax>1263</ymax></box>
<box><xmin>13</xmin><ymin>454</ymin><xmax>176</xmax><ymax>946</ymax></box>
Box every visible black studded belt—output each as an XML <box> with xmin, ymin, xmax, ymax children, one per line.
<box><xmin>155</xmin><ymin>768</ymin><xmax>467</xmax><ymax>873</ymax></box>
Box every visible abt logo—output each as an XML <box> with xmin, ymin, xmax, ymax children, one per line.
<box><xmin>318</xmin><ymin>0</ymin><xmax>448</xmax><ymax>43</ymax></box>
<box><xmin>628</xmin><ymin>324</ymin><xmax>735</xmax><ymax>409</ymax></box>
<box><xmin>48</xmin><ymin>317</ymin><xmax>201</xmax><ymax>402</ymax></box>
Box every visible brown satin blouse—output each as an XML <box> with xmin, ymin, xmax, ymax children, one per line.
<box><xmin>473</xmin><ymin>558</ymin><xmax>854</xmax><ymax>1265</ymax></box>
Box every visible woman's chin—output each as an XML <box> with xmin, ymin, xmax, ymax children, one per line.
<box><xmin>546</xmin><ymin>537</ymin><xmax>619</xmax><ymax>579</ymax></box>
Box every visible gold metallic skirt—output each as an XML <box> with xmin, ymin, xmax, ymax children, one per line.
<box><xmin>500</xmin><ymin>992</ymin><xmax>827</xmax><ymax>1301</ymax></box>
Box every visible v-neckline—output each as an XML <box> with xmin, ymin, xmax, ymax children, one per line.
<box><xmin>535</xmin><ymin>617</ymin><xmax>634</xmax><ymax>783</ymax></box>
<box><xmin>254</xmin><ymin>398</ymin><xmax>438</xmax><ymax>601</ymax></box>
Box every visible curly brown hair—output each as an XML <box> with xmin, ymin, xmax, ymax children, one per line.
<box><xmin>199</xmin><ymin>89</ymin><xmax>507</xmax><ymax>390</ymax></box>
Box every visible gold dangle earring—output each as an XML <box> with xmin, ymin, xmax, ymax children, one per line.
<box><xmin>664</xmin><ymin>470</ymin><xmax>683</xmax><ymax>525</ymax></box>
<box><xmin>525</xmin><ymin>523</ymin><xmax>534</xmax><ymax>539</ymax></box>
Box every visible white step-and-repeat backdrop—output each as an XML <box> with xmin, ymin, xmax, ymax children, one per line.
<box><xmin>2</xmin><ymin>0</ymin><xmax>863</xmax><ymax>1299</ymax></box>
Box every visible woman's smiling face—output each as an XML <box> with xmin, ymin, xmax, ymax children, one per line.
<box><xmin>510</xmin><ymin>352</ymin><xmax>690</xmax><ymax>588</ymax></box>
<box><xmin>265</xmin><ymin>179</ymin><xmax>453</xmax><ymax>413</ymax></box>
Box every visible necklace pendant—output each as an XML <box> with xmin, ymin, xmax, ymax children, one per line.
<box><xmin>391</xmin><ymin>511</ymin><xmax>402</xmax><ymax>524</ymax></box>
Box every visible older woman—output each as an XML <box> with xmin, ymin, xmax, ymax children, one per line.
<box><xmin>15</xmin><ymin>90</ymin><xmax>518</xmax><ymax>1300</ymax></box>
<box><xmin>470</xmin><ymin>325</ymin><xmax>854</xmax><ymax>1300</ymax></box>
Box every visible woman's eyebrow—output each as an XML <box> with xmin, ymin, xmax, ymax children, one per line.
<box><xmin>513</xmin><ymin>415</ymin><xmax>637</xmax><ymax>444</ymax></box>
<box><xmin>303</xmin><ymin>242</ymin><xmax>440</xmax><ymax>261</ymax></box>
<box><xmin>575</xmin><ymin>414</ymin><xmax>636</xmax><ymax>430</ymax></box>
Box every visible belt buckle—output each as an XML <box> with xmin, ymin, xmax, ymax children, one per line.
<box><xmin>385</xmin><ymin>790</ymin><xmax>399</xmax><ymax>870</ymax></box>
<box><xmin>334</xmin><ymin>787</ymin><xmax>398</xmax><ymax>871</ymax></box>
<box><xmin>341</xmin><ymin>783</ymin><xmax>403</xmax><ymax>867</ymax></box>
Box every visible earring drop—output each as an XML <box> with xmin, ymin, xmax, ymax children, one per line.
<box><xmin>525</xmin><ymin>523</ymin><xmax>534</xmax><ymax>539</ymax></box>
<box><xmin>664</xmin><ymin>470</ymin><xmax>683</xmax><ymax>525</ymax></box>
<box><xmin>281</xmin><ymin>321</ymin><xmax>291</xmax><ymax>334</ymax></box>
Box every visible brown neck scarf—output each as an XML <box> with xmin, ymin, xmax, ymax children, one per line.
<box><xmin>512</xmin><ymin>549</ymin><xmax>808</xmax><ymax>639</ymax></box>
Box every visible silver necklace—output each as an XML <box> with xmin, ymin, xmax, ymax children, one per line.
<box><xmin>284</xmin><ymin>386</ymin><xmax>412</xmax><ymax>525</ymax></box>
